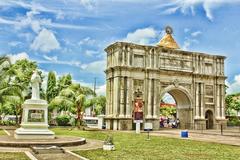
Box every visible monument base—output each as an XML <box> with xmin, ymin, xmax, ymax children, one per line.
<box><xmin>14</xmin><ymin>128</ymin><xmax>55</xmax><ymax>140</ymax></box>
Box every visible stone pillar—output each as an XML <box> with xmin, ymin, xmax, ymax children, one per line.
<box><xmin>221</xmin><ymin>84</ymin><xmax>225</xmax><ymax>118</ymax></box>
<box><xmin>122</xmin><ymin>50</ymin><xmax>125</xmax><ymax>66</ymax></box>
<box><xmin>106</xmin><ymin>79</ymin><xmax>110</xmax><ymax>116</ymax></box>
<box><xmin>119</xmin><ymin>78</ymin><xmax>124</xmax><ymax>117</ymax></box>
<box><xmin>195</xmin><ymin>83</ymin><xmax>200</xmax><ymax>119</ymax></box>
<box><xmin>200</xmin><ymin>83</ymin><xmax>204</xmax><ymax>119</ymax></box>
<box><xmin>126</xmin><ymin>78</ymin><xmax>132</xmax><ymax>118</ymax></box>
<box><xmin>149</xmin><ymin>52</ymin><xmax>152</xmax><ymax>68</ymax></box>
<box><xmin>113</xmin><ymin>120</ymin><xmax>118</xmax><ymax>130</ymax></box>
<box><xmin>44</xmin><ymin>108</ymin><xmax>48</xmax><ymax>123</ymax></box>
<box><xmin>153</xmin><ymin>80</ymin><xmax>157</xmax><ymax>118</ymax></box>
<box><xmin>216</xmin><ymin>84</ymin><xmax>220</xmax><ymax>118</ymax></box>
<box><xmin>108</xmin><ymin>79</ymin><xmax>112</xmax><ymax>116</ymax></box>
<box><xmin>154</xmin><ymin>52</ymin><xmax>157</xmax><ymax>69</ymax></box>
<box><xmin>146</xmin><ymin>79</ymin><xmax>152</xmax><ymax>118</ymax></box>
<box><xmin>113</xmin><ymin>77</ymin><xmax>120</xmax><ymax>117</ymax></box>
<box><xmin>127</xmin><ymin>49</ymin><xmax>131</xmax><ymax>66</ymax></box>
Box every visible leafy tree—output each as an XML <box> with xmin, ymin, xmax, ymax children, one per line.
<box><xmin>92</xmin><ymin>95</ymin><xmax>106</xmax><ymax>115</ymax></box>
<box><xmin>76</xmin><ymin>94</ymin><xmax>86</xmax><ymax>128</ymax></box>
<box><xmin>57</xmin><ymin>74</ymin><xmax>72</xmax><ymax>92</ymax></box>
<box><xmin>49</xmin><ymin>88</ymin><xmax>75</xmax><ymax>113</ymax></box>
<box><xmin>0</xmin><ymin>56</ymin><xmax>23</xmax><ymax>124</ymax></box>
<box><xmin>160</xmin><ymin>107</ymin><xmax>176</xmax><ymax>117</ymax></box>
<box><xmin>50</xmin><ymin>82</ymin><xmax>95</xmax><ymax>128</ymax></box>
<box><xmin>225</xmin><ymin>93</ymin><xmax>240</xmax><ymax>117</ymax></box>
<box><xmin>46</xmin><ymin>71</ymin><xmax>58</xmax><ymax>103</ymax></box>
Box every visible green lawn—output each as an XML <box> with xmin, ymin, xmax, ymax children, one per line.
<box><xmin>0</xmin><ymin>152</ymin><xmax>29</xmax><ymax>160</ymax></box>
<box><xmin>52</xmin><ymin>128</ymin><xmax>240</xmax><ymax>160</ymax></box>
<box><xmin>0</xmin><ymin>129</ymin><xmax>6</xmax><ymax>136</ymax></box>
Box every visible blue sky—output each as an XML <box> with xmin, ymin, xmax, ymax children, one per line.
<box><xmin>1</xmin><ymin>0</ymin><xmax>240</xmax><ymax>95</ymax></box>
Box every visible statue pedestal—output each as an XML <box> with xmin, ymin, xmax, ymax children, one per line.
<box><xmin>14</xmin><ymin>99</ymin><xmax>55</xmax><ymax>139</ymax></box>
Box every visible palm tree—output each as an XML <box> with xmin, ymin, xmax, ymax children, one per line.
<box><xmin>49</xmin><ymin>88</ymin><xmax>75</xmax><ymax>114</ymax></box>
<box><xmin>0</xmin><ymin>56</ymin><xmax>24</xmax><ymax>125</ymax></box>
<box><xmin>76</xmin><ymin>94</ymin><xmax>85</xmax><ymax>128</ymax></box>
<box><xmin>50</xmin><ymin>83</ymin><xmax>94</xmax><ymax>128</ymax></box>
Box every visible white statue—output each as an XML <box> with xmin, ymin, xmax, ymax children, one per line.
<box><xmin>31</xmin><ymin>71</ymin><xmax>41</xmax><ymax>100</ymax></box>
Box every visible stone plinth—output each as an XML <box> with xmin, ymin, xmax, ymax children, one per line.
<box><xmin>14</xmin><ymin>99</ymin><xmax>55</xmax><ymax>139</ymax></box>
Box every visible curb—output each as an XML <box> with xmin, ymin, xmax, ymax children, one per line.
<box><xmin>25</xmin><ymin>151</ymin><xmax>38</xmax><ymax>160</ymax></box>
<box><xmin>65</xmin><ymin>150</ymin><xmax>89</xmax><ymax>160</ymax></box>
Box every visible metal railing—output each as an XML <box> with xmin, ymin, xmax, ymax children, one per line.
<box><xmin>159</xmin><ymin>122</ymin><xmax>240</xmax><ymax>137</ymax></box>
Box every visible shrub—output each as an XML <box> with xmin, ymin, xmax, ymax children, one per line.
<box><xmin>104</xmin><ymin>134</ymin><xmax>114</xmax><ymax>145</ymax></box>
<box><xmin>56</xmin><ymin>115</ymin><xmax>70</xmax><ymax>126</ymax></box>
<box><xmin>0</xmin><ymin>120</ymin><xmax>16</xmax><ymax>126</ymax></box>
<box><xmin>227</xmin><ymin>116</ymin><xmax>240</xmax><ymax>126</ymax></box>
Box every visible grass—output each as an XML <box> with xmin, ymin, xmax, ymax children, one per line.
<box><xmin>0</xmin><ymin>129</ymin><xmax>6</xmax><ymax>136</ymax></box>
<box><xmin>52</xmin><ymin>128</ymin><xmax>240</xmax><ymax>160</ymax></box>
<box><xmin>0</xmin><ymin>152</ymin><xmax>29</xmax><ymax>160</ymax></box>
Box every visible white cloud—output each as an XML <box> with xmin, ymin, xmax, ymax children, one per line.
<box><xmin>39</xmin><ymin>55</ymin><xmax>82</xmax><ymax>67</ymax></box>
<box><xmin>8</xmin><ymin>41</ymin><xmax>22</xmax><ymax>47</ymax></box>
<box><xmin>182</xmin><ymin>38</ymin><xmax>199</xmax><ymax>50</ymax></box>
<box><xmin>7</xmin><ymin>52</ymin><xmax>29</xmax><ymax>64</ymax></box>
<box><xmin>78</xmin><ymin>37</ymin><xmax>96</xmax><ymax>46</ymax></box>
<box><xmin>43</xmin><ymin>55</ymin><xmax>58</xmax><ymax>61</ymax></box>
<box><xmin>184</xmin><ymin>28</ymin><xmax>190</xmax><ymax>33</ymax></box>
<box><xmin>160</xmin><ymin>0</ymin><xmax>240</xmax><ymax>21</ymax></box>
<box><xmin>226</xmin><ymin>75</ymin><xmax>240</xmax><ymax>94</ymax></box>
<box><xmin>79</xmin><ymin>0</ymin><xmax>96</xmax><ymax>10</ymax></box>
<box><xmin>0</xmin><ymin>16</ymin><xmax>100</xmax><ymax>31</ymax></box>
<box><xmin>182</xmin><ymin>30</ymin><xmax>202</xmax><ymax>50</ymax></box>
<box><xmin>123</xmin><ymin>27</ymin><xmax>158</xmax><ymax>45</ymax></box>
<box><xmin>81</xmin><ymin>60</ymin><xmax>106</xmax><ymax>74</ymax></box>
<box><xmin>31</xmin><ymin>28</ymin><xmax>60</xmax><ymax>53</ymax></box>
<box><xmin>191</xmin><ymin>31</ymin><xmax>202</xmax><ymax>37</ymax></box>
<box><xmin>85</xmin><ymin>50</ymin><xmax>99</xmax><ymax>57</ymax></box>
<box><xmin>96</xmin><ymin>84</ymin><xmax>106</xmax><ymax>95</ymax></box>
<box><xmin>72</xmin><ymin>79</ymin><xmax>106</xmax><ymax>95</ymax></box>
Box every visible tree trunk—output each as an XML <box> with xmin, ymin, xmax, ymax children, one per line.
<box><xmin>77</xmin><ymin>105</ymin><xmax>81</xmax><ymax>129</ymax></box>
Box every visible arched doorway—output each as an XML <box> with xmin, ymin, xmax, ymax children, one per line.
<box><xmin>205</xmin><ymin>110</ymin><xmax>213</xmax><ymax>129</ymax></box>
<box><xmin>160</xmin><ymin>86</ymin><xmax>193</xmax><ymax>129</ymax></box>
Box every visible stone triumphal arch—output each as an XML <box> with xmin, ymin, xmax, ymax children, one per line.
<box><xmin>104</xmin><ymin>27</ymin><xmax>227</xmax><ymax>130</ymax></box>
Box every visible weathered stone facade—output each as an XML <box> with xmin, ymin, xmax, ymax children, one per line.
<box><xmin>105</xmin><ymin>34</ymin><xmax>227</xmax><ymax>130</ymax></box>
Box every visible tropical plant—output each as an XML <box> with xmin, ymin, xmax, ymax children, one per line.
<box><xmin>49</xmin><ymin>88</ymin><xmax>75</xmax><ymax>113</ymax></box>
<box><xmin>92</xmin><ymin>95</ymin><xmax>106</xmax><ymax>115</ymax></box>
<box><xmin>75</xmin><ymin>94</ymin><xmax>86</xmax><ymax>128</ymax></box>
<box><xmin>56</xmin><ymin>115</ymin><xmax>70</xmax><ymax>126</ymax></box>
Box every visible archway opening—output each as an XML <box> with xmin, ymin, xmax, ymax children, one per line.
<box><xmin>160</xmin><ymin>88</ymin><xmax>192</xmax><ymax>129</ymax></box>
<box><xmin>205</xmin><ymin>110</ymin><xmax>213</xmax><ymax>129</ymax></box>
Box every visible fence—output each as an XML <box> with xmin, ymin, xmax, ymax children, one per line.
<box><xmin>181</xmin><ymin>123</ymin><xmax>240</xmax><ymax>137</ymax></box>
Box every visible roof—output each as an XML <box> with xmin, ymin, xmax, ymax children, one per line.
<box><xmin>157</xmin><ymin>33</ymin><xmax>180</xmax><ymax>49</ymax></box>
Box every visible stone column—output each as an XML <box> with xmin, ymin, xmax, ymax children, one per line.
<box><xmin>146</xmin><ymin>79</ymin><xmax>152</xmax><ymax>118</ymax></box>
<box><xmin>122</xmin><ymin>50</ymin><xmax>125</xmax><ymax>66</ymax></box>
<box><xmin>200</xmin><ymin>83</ymin><xmax>204</xmax><ymax>119</ymax></box>
<box><xmin>154</xmin><ymin>53</ymin><xmax>157</xmax><ymax>69</ymax></box>
<box><xmin>153</xmin><ymin>80</ymin><xmax>158</xmax><ymax>118</ymax></box>
<box><xmin>150</xmin><ymin>54</ymin><xmax>152</xmax><ymax>68</ymax></box>
<box><xmin>113</xmin><ymin>120</ymin><xmax>118</xmax><ymax>130</ymax></box>
<box><xmin>113</xmin><ymin>77</ymin><xmax>120</xmax><ymax>117</ymax></box>
<box><xmin>127</xmin><ymin>49</ymin><xmax>131</xmax><ymax>66</ymax></box>
<box><xmin>106</xmin><ymin>79</ymin><xmax>109</xmax><ymax>116</ymax></box>
<box><xmin>221</xmin><ymin>84</ymin><xmax>225</xmax><ymax>119</ymax></box>
<box><xmin>119</xmin><ymin>78</ymin><xmax>124</xmax><ymax>117</ymax></box>
<box><xmin>126</xmin><ymin>77</ymin><xmax>132</xmax><ymax>118</ymax></box>
<box><xmin>44</xmin><ymin>108</ymin><xmax>48</xmax><ymax>123</ymax></box>
<box><xmin>195</xmin><ymin>83</ymin><xmax>199</xmax><ymax>119</ymax></box>
<box><xmin>216</xmin><ymin>84</ymin><xmax>220</xmax><ymax>119</ymax></box>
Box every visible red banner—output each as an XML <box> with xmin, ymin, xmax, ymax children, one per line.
<box><xmin>134</xmin><ymin>98</ymin><xmax>143</xmax><ymax>120</ymax></box>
